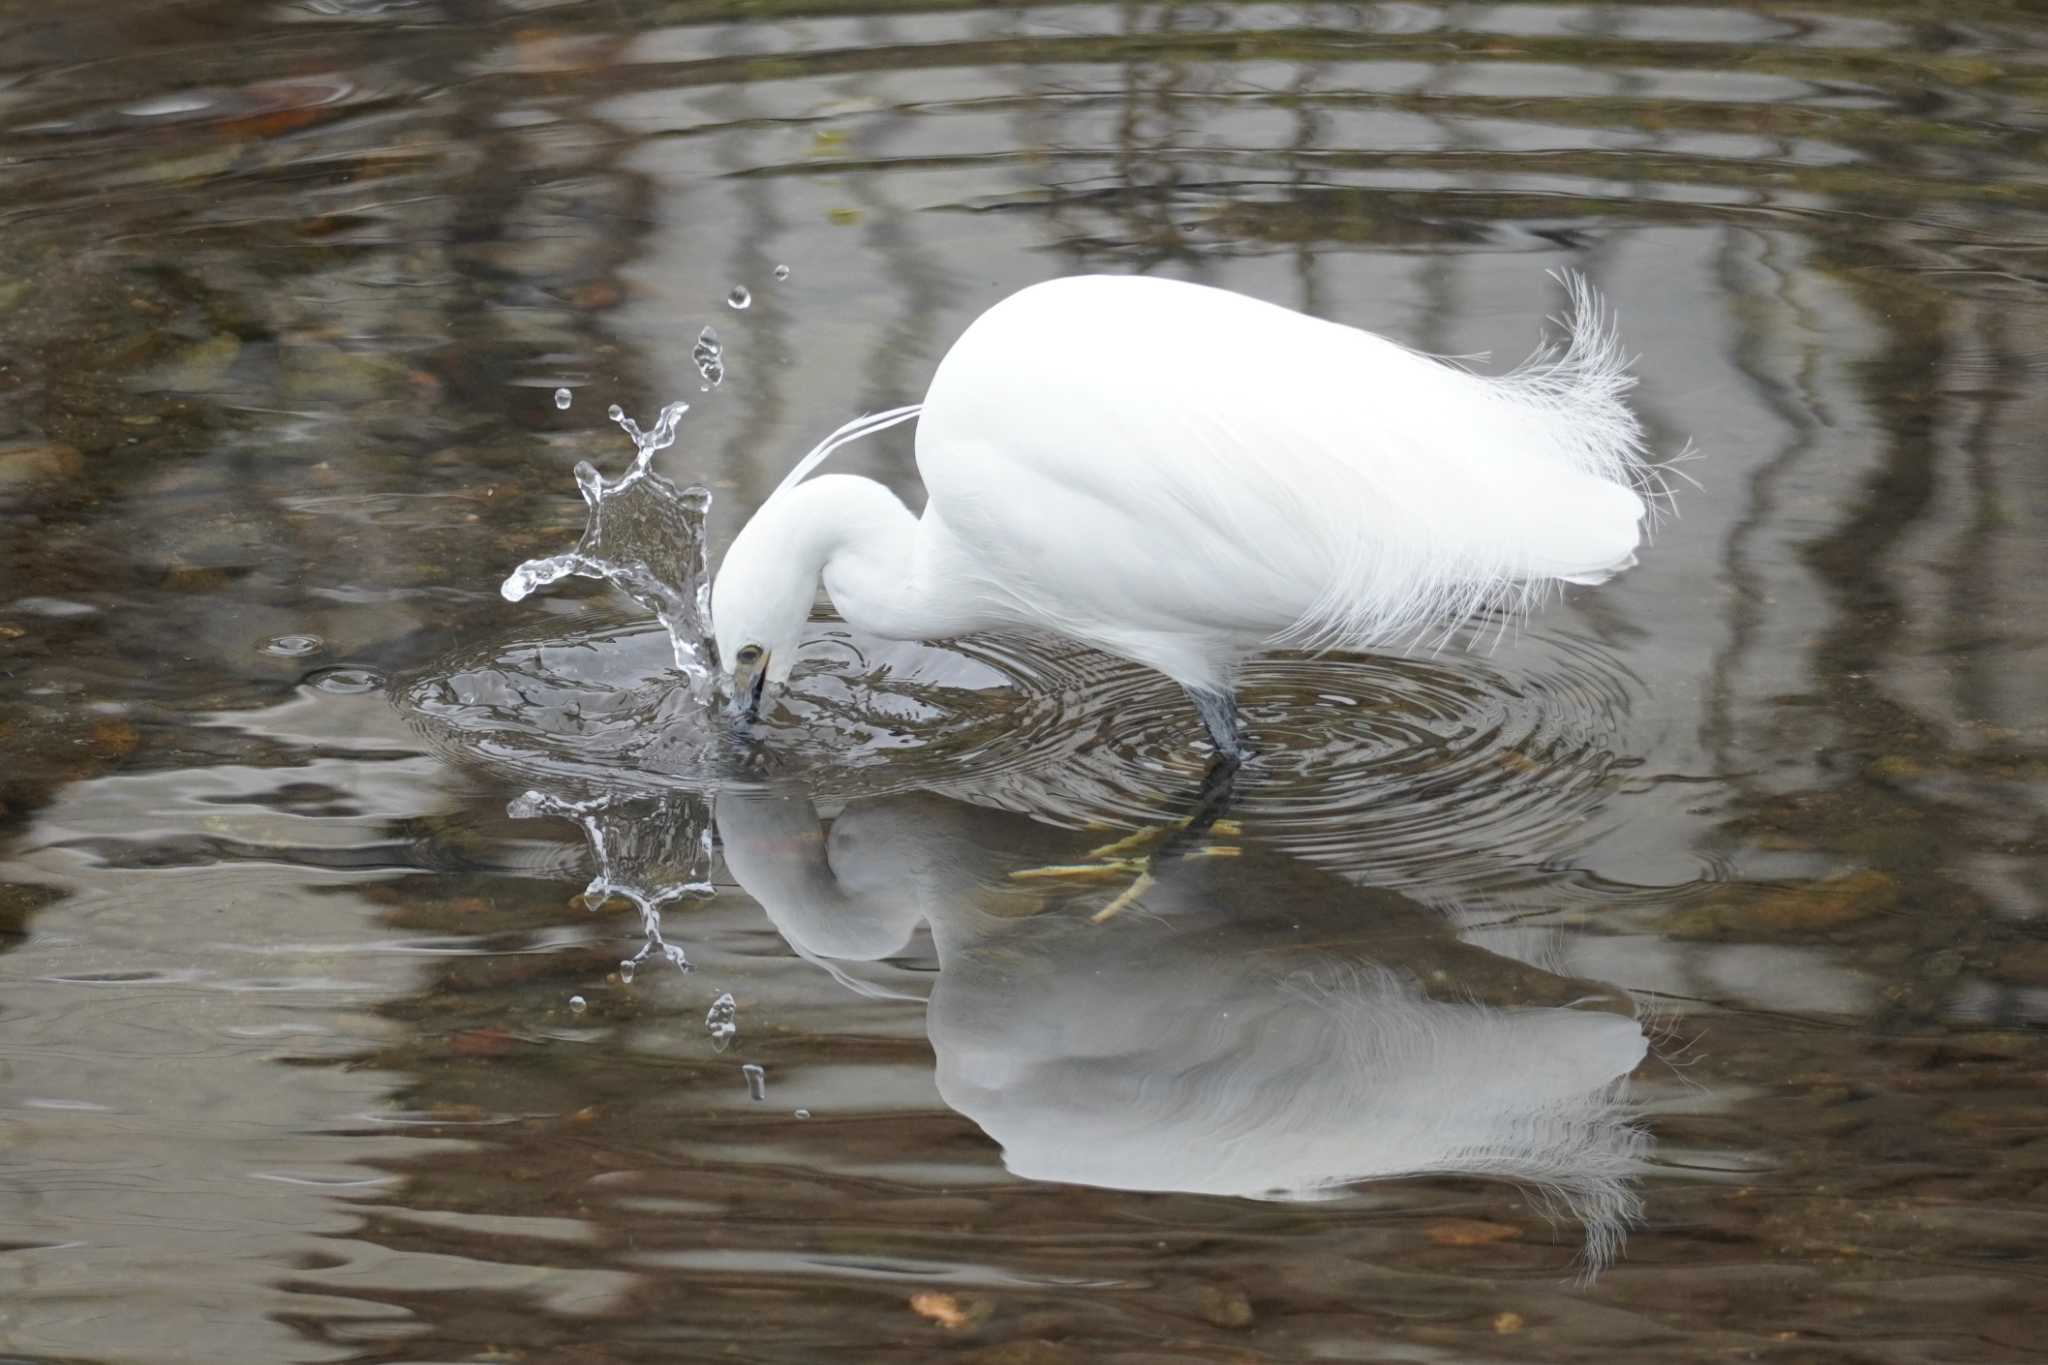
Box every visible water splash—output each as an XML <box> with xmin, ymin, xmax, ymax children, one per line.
<box><xmin>507</xmin><ymin>787</ymin><xmax>711</xmax><ymax>974</ymax></box>
<box><xmin>553</xmin><ymin>386</ymin><xmax>572</xmax><ymax>410</ymax></box>
<box><xmin>499</xmin><ymin>400</ymin><xmax>717</xmax><ymax>697</ymax></box>
<box><xmin>307</xmin><ymin>666</ymin><xmax>382</xmax><ymax>694</ymax></box>
<box><xmin>692</xmin><ymin>326</ymin><xmax>723</xmax><ymax>390</ymax></box>
<box><xmin>726</xmin><ymin>285</ymin><xmax>751</xmax><ymax>310</ymax></box>
<box><xmin>773</xmin><ymin>264</ymin><xmax>790</xmax><ymax>281</ymax></box>
<box><xmin>705</xmin><ymin>992</ymin><xmax>737</xmax><ymax>1049</ymax></box>
<box><xmin>742</xmin><ymin>1063</ymin><xmax>765</xmax><ymax>1101</ymax></box>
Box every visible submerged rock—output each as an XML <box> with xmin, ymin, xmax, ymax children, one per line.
<box><xmin>0</xmin><ymin>441</ymin><xmax>83</xmax><ymax>498</ymax></box>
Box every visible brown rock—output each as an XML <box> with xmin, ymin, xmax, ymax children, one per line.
<box><xmin>89</xmin><ymin>719</ymin><xmax>140</xmax><ymax>758</ymax></box>
<box><xmin>1426</xmin><ymin>1218</ymin><xmax>1521</xmax><ymax>1247</ymax></box>
<box><xmin>1666</xmin><ymin>870</ymin><xmax>1898</xmax><ymax>938</ymax></box>
<box><xmin>0</xmin><ymin>441</ymin><xmax>83</xmax><ymax>490</ymax></box>
<box><xmin>1992</xmin><ymin>943</ymin><xmax>2048</xmax><ymax>987</ymax></box>
<box><xmin>1197</xmin><ymin>1283</ymin><xmax>1254</xmax><ymax>1328</ymax></box>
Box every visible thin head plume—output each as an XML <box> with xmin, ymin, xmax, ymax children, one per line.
<box><xmin>772</xmin><ymin>404</ymin><xmax>923</xmax><ymax>501</ymax></box>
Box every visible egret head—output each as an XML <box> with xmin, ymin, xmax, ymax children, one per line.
<box><xmin>711</xmin><ymin>503</ymin><xmax>817</xmax><ymax>722</ymax></box>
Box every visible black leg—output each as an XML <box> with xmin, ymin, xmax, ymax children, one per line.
<box><xmin>1159</xmin><ymin>752</ymin><xmax>1241</xmax><ymax>852</ymax></box>
<box><xmin>1059</xmin><ymin>694</ymin><xmax>1254</xmax><ymax>923</ymax></box>
<box><xmin>1158</xmin><ymin>686</ymin><xmax>1253</xmax><ymax>859</ymax></box>
<box><xmin>1184</xmin><ymin>685</ymin><xmax>1248</xmax><ymax>762</ymax></box>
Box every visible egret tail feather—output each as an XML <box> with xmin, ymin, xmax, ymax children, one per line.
<box><xmin>1276</xmin><ymin>270</ymin><xmax>1662</xmax><ymax>657</ymax></box>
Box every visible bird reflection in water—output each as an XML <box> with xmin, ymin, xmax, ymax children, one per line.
<box><xmin>703</xmin><ymin>787</ymin><xmax>1654</xmax><ymax>1272</ymax></box>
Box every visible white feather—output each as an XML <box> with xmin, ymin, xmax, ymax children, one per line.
<box><xmin>912</xmin><ymin>271</ymin><xmax>1664</xmax><ymax>684</ymax></box>
<box><xmin>770</xmin><ymin>404</ymin><xmax>923</xmax><ymax>501</ymax></box>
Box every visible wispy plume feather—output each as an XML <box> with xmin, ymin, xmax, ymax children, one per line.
<box><xmin>771</xmin><ymin>404</ymin><xmax>923</xmax><ymax>502</ymax></box>
<box><xmin>1274</xmin><ymin>269</ymin><xmax>1682</xmax><ymax>658</ymax></box>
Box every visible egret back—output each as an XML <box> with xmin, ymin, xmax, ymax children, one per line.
<box><xmin>913</xmin><ymin>274</ymin><xmax>1658</xmax><ymax>678</ymax></box>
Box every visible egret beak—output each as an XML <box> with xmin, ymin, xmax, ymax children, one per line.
<box><xmin>726</xmin><ymin>651</ymin><xmax>768</xmax><ymax>725</ymax></box>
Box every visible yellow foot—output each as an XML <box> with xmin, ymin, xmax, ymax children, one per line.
<box><xmin>1085</xmin><ymin>817</ymin><xmax>1243</xmax><ymax>860</ymax></box>
<box><xmin>1090</xmin><ymin>868</ymin><xmax>1155</xmax><ymax>923</ymax></box>
<box><xmin>1085</xmin><ymin>825</ymin><xmax>1173</xmax><ymax>860</ymax></box>
<box><xmin>1009</xmin><ymin>818</ymin><xmax>1243</xmax><ymax>925</ymax></box>
<box><xmin>1008</xmin><ymin>859</ymin><xmax>1147</xmax><ymax>882</ymax></box>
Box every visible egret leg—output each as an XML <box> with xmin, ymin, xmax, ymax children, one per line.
<box><xmin>1006</xmin><ymin>690</ymin><xmax>1252</xmax><ymax>923</ymax></box>
<box><xmin>1185</xmin><ymin>686</ymin><xmax>1248</xmax><ymax>763</ymax></box>
<box><xmin>1158</xmin><ymin>752</ymin><xmax>1242</xmax><ymax>853</ymax></box>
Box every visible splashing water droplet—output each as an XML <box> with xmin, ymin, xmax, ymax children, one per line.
<box><xmin>705</xmin><ymin>992</ymin><xmax>737</xmax><ymax>1049</ymax></box>
<box><xmin>606</xmin><ymin>403</ymin><xmax>623</xmax><ymax>422</ymax></box>
<box><xmin>692</xmin><ymin>326</ymin><xmax>723</xmax><ymax>390</ymax></box>
<box><xmin>262</xmin><ymin>634</ymin><xmax>323</xmax><ymax>658</ymax></box>
<box><xmin>726</xmin><ymin>285</ymin><xmax>751</xmax><ymax>310</ymax></box>
<box><xmin>498</xmin><ymin>401</ymin><xmax>715</xmax><ymax>694</ymax></box>
<box><xmin>793</xmin><ymin>1108</ymin><xmax>811</xmax><ymax>1120</ymax></box>
<box><xmin>742</xmin><ymin>1063</ymin><xmax>765</xmax><ymax>1101</ymax></box>
<box><xmin>568</xmin><ymin>995</ymin><xmax>587</xmax><ymax>1013</ymax></box>
<box><xmin>773</xmin><ymin>264</ymin><xmax>790</xmax><ymax>281</ymax></box>
<box><xmin>618</xmin><ymin>959</ymin><xmax>636</xmax><ymax>984</ymax></box>
<box><xmin>554</xmin><ymin>387</ymin><xmax>572</xmax><ymax>410</ymax></box>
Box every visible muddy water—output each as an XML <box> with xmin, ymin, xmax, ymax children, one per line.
<box><xmin>2</xmin><ymin>1</ymin><xmax>2045</xmax><ymax>1361</ymax></box>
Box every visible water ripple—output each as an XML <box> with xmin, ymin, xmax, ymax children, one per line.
<box><xmin>399</xmin><ymin>612</ymin><xmax>1636</xmax><ymax>886</ymax></box>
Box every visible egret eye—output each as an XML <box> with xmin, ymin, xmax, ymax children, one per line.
<box><xmin>735</xmin><ymin>644</ymin><xmax>763</xmax><ymax>667</ymax></box>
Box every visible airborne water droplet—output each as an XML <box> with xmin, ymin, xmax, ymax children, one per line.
<box><xmin>554</xmin><ymin>387</ymin><xmax>572</xmax><ymax>410</ymax></box>
<box><xmin>705</xmin><ymin>991</ymin><xmax>737</xmax><ymax>1049</ymax></box>
<box><xmin>568</xmin><ymin>995</ymin><xmax>587</xmax><ymax>1013</ymax></box>
<box><xmin>726</xmin><ymin>285</ymin><xmax>751</xmax><ymax>310</ymax></box>
<box><xmin>692</xmin><ymin>325</ymin><xmax>724</xmax><ymax>389</ymax></box>
<box><xmin>793</xmin><ymin>1108</ymin><xmax>811</xmax><ymax>1120</ymax></box>
<box><xmin>618</xmin><ymin>959</ymin><xmax>636</xmax><ymax>984</ymax></box>
<box><xmin>742</xmin><ymin>1063</ymin><xmax>765</xmax><ymax>1101</ymax></box>
<box><xmin>606</xmin><ymin>403</ymin><xmax>624</xmax><ymax>422</ymax></box>
<box><xmin>773</xmin><ymin>264</ymin><xmax>790</xmax><ymax>281</ymax></box>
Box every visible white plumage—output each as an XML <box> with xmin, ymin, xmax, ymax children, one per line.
<box><xmin>712</xmin><ymin>271</ymin><xmax>1670</xmax><ymax>756</ymax></box>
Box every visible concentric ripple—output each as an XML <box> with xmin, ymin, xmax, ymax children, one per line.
<box><xmin>396</xmin><ymin>612</ymin><xmax>1073</xmax><ymax>801</ymax></box>
<box><xmin>986</xmin><ymin>626</ymin><xmax>1641</xmax><ymax>888</ymax></box>
<box><xmin>399</xmin><ymin>609</ymin><xmax>1639</xmax><ymax>886</ymax></box>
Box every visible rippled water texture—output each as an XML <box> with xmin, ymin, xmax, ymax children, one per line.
<box><xmin>4</xmin><ymin>2</ymin><xmax>2048</xmax><ymax>1363</ymax></box>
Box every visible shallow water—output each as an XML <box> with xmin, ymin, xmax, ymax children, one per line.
<box><xmin>4</xmin><ymin>1</ymin><xmax>2047</xmax><ymax>1361</ymax></box>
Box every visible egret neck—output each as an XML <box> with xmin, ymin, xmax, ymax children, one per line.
<box><xmin>760</xmin><ymin>473</ymin><xmax>1000</xmax><ymax>642</ymax></box>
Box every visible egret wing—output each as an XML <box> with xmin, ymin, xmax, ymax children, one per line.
<box><xmin>916</xmin><ymin>274</ymin><xmax>1651</xmax><ymax>660</ymax></box>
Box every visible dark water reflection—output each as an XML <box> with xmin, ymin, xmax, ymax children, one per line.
<box><xmin>3</xmin><ymin>0</ymin><xmax>2048</xmax><ymax>1361</ymax></box>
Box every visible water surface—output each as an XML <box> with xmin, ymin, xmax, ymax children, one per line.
<box><xmin>3</xmin><ymin>1</ymin><xmax>2046</xmax><ymax>1361</ymax></box>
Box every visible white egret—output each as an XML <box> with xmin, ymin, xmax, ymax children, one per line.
<box><xmin>712</xmin><ymin>272</ymin><xmax>1672</xmax><ymax>761</ymax></box>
